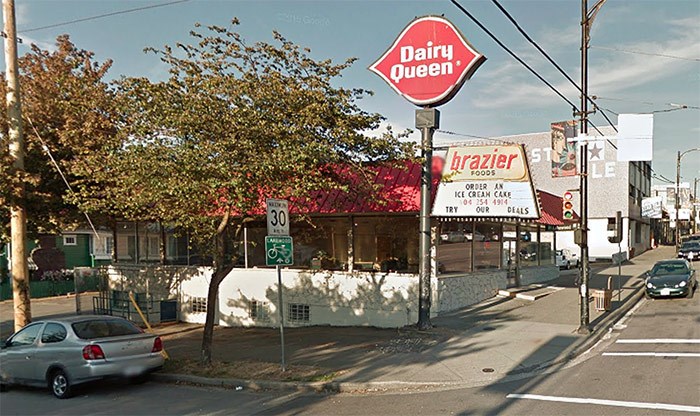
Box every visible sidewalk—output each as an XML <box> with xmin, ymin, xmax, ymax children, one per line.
<box><xmin>152</xmin><ymin>245</ymin><xmax>676</xmax><ymax>393</ymax></box>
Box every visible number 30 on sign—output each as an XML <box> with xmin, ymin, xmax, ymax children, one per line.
<box><xmin>266</xmin><ymin>199</ymin><xmax>289</xmax><ymax>236</ymax></box>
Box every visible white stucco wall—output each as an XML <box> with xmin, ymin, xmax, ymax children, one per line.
<box><xmin>106</xmin><ymin>263</ymin><xmax>557</xmax><ymax>328</ymax></box>
<box><xmin>216</xmin><ymin>268</ymin><xmax>427</xmax><ymax>328</ymax></box>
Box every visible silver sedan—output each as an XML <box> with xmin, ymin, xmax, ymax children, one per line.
<box><xmin>0</xmin><ymin>315</ymin><xmax>165</xmax><ymax>399</ymax></box>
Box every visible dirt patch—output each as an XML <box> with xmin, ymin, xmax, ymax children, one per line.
<box><xmin>161</xmin><ymin>358</ymin><xmax>340</xmax><ymax>382</ymax></box>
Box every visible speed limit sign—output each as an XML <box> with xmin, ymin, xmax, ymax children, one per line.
<box><xmin>266</xmin><ymin>199</ymin><xmax>289</xmax><ymax>236</ymax></box>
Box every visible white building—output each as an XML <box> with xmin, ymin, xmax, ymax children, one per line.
<box><xmin>488</xmin><ymin>128</ymin><xmax>652</xmax><ymax>260</ymax></box>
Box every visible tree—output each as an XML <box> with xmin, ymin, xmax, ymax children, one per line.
<box><xmin>0</xmin><ymin>35</ymin><xmax>119</xmax><ymax>240</ymax></box>
<box><xmin>0</xmin><ymin>35</ymin><xmax>119</xmax><ymax>327</ymax></box>
<box><xmin>75</xmin><ymin>19</ymin><xmax>415</xmax><ymax>364</ymax></box>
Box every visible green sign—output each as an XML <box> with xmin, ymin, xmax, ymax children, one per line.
<box><xmin>265</xmin><ymin>236</ymin><xmax>293</xmax><ymax>266</ymax></box>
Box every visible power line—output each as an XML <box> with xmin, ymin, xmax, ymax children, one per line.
<box><xmin>18</xmin><ymin>0</ymin><xmax>191</xmax><ymax>34</ymax></box>
<box><xmin>449</xmin><ymin>1</ymin><xmax>582</xmax><ymax>118</ymax></box>
<box><xmin>450</xmin><ymin>0</ymin><xmax>612</xmax><ymax>143</ymax></box>
<box><xmin>590</xmin><ymin>45</ymin><xmax>700</xmax><ymax>62</ymax></box>
<box><xmin>490</xmin><ymin>0</ymin><xmax>618</xmax><ymax>134</ymax></box>
<box><xmin>436</xmin><ymin>130</ymin><xmax>489</xmax><ymax>140</ymax></box>
<box><xmin>594</xmin><ymin>96</ymin><xmax>700</xmax><ymax>110</ymax></box>
<box><xmin>26</xmin><ymin>117</ymin><xmax>101</xmax><ymax>241</ymax></box>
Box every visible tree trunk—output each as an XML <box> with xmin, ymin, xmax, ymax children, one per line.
<box><xmin>200</xmin><ymin>208</ymin><xmax>232</xmax><ymax>365</ymax></box>
<box><xmin>200</xmin><ymin>267</ymin><xmax>227</xmax><ymax>365</ymax></box>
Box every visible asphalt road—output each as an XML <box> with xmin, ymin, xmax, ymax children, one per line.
<box><xmin>3</xmin><ymin>287</ymin><xmax>697</xmax><ymax>415</ymax></box>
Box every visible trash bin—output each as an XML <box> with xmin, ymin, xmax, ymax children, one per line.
<box><xmin>594</xmin><ymin>289</ymin><xmax>612</xmax><ymax>311</ymax></box>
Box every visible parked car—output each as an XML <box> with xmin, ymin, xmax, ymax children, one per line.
<box><xmin>682</xmin><ymin>234</ymin><xmax>700</xmax><ymax>243</ymax></box>
<box><xmin>440</xmin><ymin>231</ymin><xmax>466</xmax><ymax>243</ymax></box>
<box><xmin>677</xmin><ymin>241</ymin><xmax>700</xmax><ymax>261</ymax></box>
<box><xmin>0</xmin><ymin>315</ymin><xmax>164</xmax><ymax>399</ymax></box>
<box><xmin>555</xmin><ymin>249</ymin><xmax>579</xmax><ymax>269</ymax></box>
<box><xmin>645</xmin><ymin>259</ymin><xmax>696</xmax><ymax>299</ymax></box>
<box><xmin>464</xmin><ymin>231</ymin><xmax>486</xmax><ymax>242</ymax></box>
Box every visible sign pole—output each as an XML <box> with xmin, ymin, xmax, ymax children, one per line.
<box><xmin>416</xmin><ymin>108</ymin><xmax>439</xmax><ymax>330</ymax></box>
<box><xmin>277</xmin><ymin>264</ymin><xmax>286</xmax><ymax>372</ymax></box>
<box><xmin>617</xmin><ymin>240</ymin><xmax>622</xmax><ymax>303</ymax></box>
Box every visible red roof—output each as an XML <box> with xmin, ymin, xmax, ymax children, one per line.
<box><xmin>536</xmin><ymin>189</ymin><xmax>579</xmax><ymax>226</ymax></box>
<box><xmin>290</xmin><ymin>159</ymin><xmax>570</xmax><ymax>227</ymax></box>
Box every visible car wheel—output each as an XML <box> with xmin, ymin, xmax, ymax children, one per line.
<box><xmin>566</xmin><ymin>262</ymin><xmax>571</xmax><ymax>270</ymax></box>
<box><xmin>644</xmin><ymin>291</ymin><xmax>652</xmax><ymax>299</ymax></box>
<box><xmin>686</xmin><ymin>285</ymin><xmax>694</xmax><ymax>299</ymax></box>
<box><xmin>0</xmin><ymin>383</ymin><xmax>8</xmax><ymax>392</ymax></box>
<box><xmin>49</xmin><ymin>369</ymin><xmax>73</xmax><ymax>399</ymax></box>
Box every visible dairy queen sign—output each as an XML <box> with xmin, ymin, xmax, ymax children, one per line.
<box><xmin>370</xmin><ymin>15</ymin><xmax>486</xmax><ymax>329</ymax></box>
<box><xmin>369</xmin><ymin>15</ymin><xmax>486</xmax><ymax>106</ymax></box>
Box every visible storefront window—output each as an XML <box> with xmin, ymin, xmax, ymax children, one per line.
<box><xmin>436</xmin><ymin>221</ymin><xmax>472</xmax><ymax>274</ymax></box>
<box><xmin>474</xmin><ymin>223</ymin><xmax>501</xmax><ymax>270</ymax></box>
<box><xmin>538</xmin><ymin>229</ymin><xmax>555</xmax><ymax>265</ymax></box>
<box><xmin>353</xmin><ymin>216</ymin><xmax>417</xmax><ymax>272</ymax></box>
<box><xmin>517</xmin><ymin>225</ymin><xmax>539</xmax><ymax>267</ymax></box>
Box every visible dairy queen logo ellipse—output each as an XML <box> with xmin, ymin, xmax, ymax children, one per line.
<box><xmin>370</xmin><ymin>15</ymin><xmax>486</xmax><ymax>107</ymax></box>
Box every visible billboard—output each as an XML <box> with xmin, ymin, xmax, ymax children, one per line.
<box><xmin>432</xmin><ymin>144</ymin><xmax>540</xmax><ymax>219</ymax></box>
<box><xmin>551</xmin><ymin>120</ymin><xmax>578</xmax><ymax>177</ymax></box>
<box><xmin>641</xmin><ymin>196</ymin><xmax>663</xmax><ymax>219</ymax></box>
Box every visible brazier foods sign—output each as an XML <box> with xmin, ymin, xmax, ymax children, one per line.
<box><xmin>432</xmin><ymin>145</ymin><xmax>540</xmax><ymax>219</ymax></box>
<box><xmin>370</xmin><ymin>15</ymin><xmax>486</xmax><ymax>107</ymax></box>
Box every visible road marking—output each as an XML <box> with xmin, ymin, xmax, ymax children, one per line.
<box><xmin>616</xmin><ymin>339</ymin><xmax>700</xmax><ymax>344</ymax></box>
<box><xmin>603</xmin><ymin>352</ymin><xmax>700</xmax><ymax>357</ymax></box>
<box><xmin>506</xmin><ymin>393</ymin><xmax>700</xmax><ymax>413</ymax></box>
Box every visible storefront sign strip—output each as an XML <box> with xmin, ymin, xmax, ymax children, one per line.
<box><xmin>432</xmin><ymin>181</ymin><xmax>540</xmax><ymax>218</ymax></box>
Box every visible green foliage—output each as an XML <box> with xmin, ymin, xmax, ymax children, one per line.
<box><xmin>75</xmin><ymin>19</ymin><xmax>415</xmax><ymax>264</ymax></box>
<box><xmin>0</xmin><ymin>35</ymin><xmax>119</xmax><ymax>240</ymax></box>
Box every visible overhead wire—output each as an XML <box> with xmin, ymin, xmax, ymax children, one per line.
<box><xmin>449</xmin><ymin>2</ymin><xmax>582</xmax><ymax>120</ymax></box>
<box><xmin>26</xmin><ymin>117</ymin><xmax>101</xmax><ymax>242</ymax></box>
<box><xmin>490</xmin><ymin>0</ymin><xmax>618</xmax><ymax>134</ymax></box>
<box><xmin>590</xmin><ymin>45</ymin><xmax>700</xmax><ymax>62</ymax></box>
<box><xmin>18</xmin><ymin>0</ymin><xmax>191</xmax><ymax>34</ymax></box>
<box><xmin>449</xmin><ymin>1</ymin><xmax>691</xmax><ymax>183</ymax></box>
<box><xmin>450</xmin><ymin>0</ymin><xmax>615</xmax><ymax>154</ymax></box>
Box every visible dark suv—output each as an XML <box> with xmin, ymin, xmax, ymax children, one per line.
<box><xmin>678</xmin><ymin>241</ymin><xmax>700</xmax><ymax>261</ymax></box>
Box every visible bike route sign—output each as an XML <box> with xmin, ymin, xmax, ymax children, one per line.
<box><xmin>265</xmin><ymin>236</ymin><xmax>293</xmax><ymax>266</ymax></box>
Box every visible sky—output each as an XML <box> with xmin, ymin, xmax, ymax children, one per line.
<box><xmin>3</xmin><ymin>0</ymin><xmax>700</xmax><ymax>187</ymax></box>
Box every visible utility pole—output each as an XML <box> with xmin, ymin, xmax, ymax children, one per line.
<box><xmin>3</xmin><ymin>0</ymin><xmax>32</xmax><ymax>330</ymax></box>
<box><xmin>694</xmin><ymin>178</ymin><xmax>699</xmax><ymax>234</ymax></box>
<box><xmin>577</xmin><ymin>0</ymin><xmax>606</xmax><ymax>334</ymax></box>
<box><xmin>676</xmin><ymin>151</ymin><xmax>681</xmax><ymax>250</ymax></box>
<box><xmin>676</xmin><ymin>148</ymin><xmax>700</xmax><ymax>248</ymax></box>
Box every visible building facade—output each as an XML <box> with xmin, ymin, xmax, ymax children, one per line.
<box><xmin>487</xmin><ymin>128</ymin><xmax>652</xmax><ymax>260</ymax></box>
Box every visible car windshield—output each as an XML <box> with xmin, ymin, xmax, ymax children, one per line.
<box><xmin>680</xmin><ymin>242</ymin><xmax>700</xmax><ymax>250</ymax></box>
<box><xmin>650</xmin><ymin>263</ymin><xmax>689</xmax><ymax>276</ymax></box>
<box><xmin>72</xmin><ymin>319</ymin><xmax>144</xmax><ymax>339</ymax></box>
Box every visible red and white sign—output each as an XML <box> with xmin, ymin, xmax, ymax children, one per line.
<box><xmin>370</xmin><ymin>15</ymin><xmax>486</xmax><ymax>107</ymax></box>
<box><xmin>432</xmin><ymin>145</ymin><xmax>540</xmax><ymax>219</ymax></box>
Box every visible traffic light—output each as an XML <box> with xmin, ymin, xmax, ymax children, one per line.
<box><xmin>562</xmin><ymin>191</ymin><xmax>575</xmax><ymax>221</ymax></box>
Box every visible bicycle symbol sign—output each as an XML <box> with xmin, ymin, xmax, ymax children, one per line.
<box><xmin>265</xmin><ymin>236</ymin><xmax>293</xmax><ymax>266</ymax></box>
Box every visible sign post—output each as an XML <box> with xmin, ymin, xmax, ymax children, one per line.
<box><xmin>370</xmin><ymin>15</ymin><xmax>484</xmax><ymax>330</ymax></box>
<box><xmin>266</xmin><ymin>199</ymin><xmax>292</xmax><ymax>372</ymax></box>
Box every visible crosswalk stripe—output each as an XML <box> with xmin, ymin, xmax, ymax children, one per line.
<box><xmin>603</xmin><ymin>352</ymin><xmax>700</xmax><ymax>357</ymax></box>
<box><xmin>506</xmin><ymin>393</ymin><xmax>700</xmax><ymax>413</ymax></box>
<box><xmin>616</xmin><ymin>339</ymin><xmax>700</xmax><ymax>344</ymax></box>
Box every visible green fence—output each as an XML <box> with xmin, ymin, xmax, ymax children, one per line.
<box><xmin>0</xmin><ymin>274</ymin><xmax>102</xmax><ymax>301</ymax></box>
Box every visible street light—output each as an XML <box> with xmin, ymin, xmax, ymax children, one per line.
<box><xmin>676</xmin><ymin>148</ymin><xmax>700</xmax><ymax>250</ymax></box>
